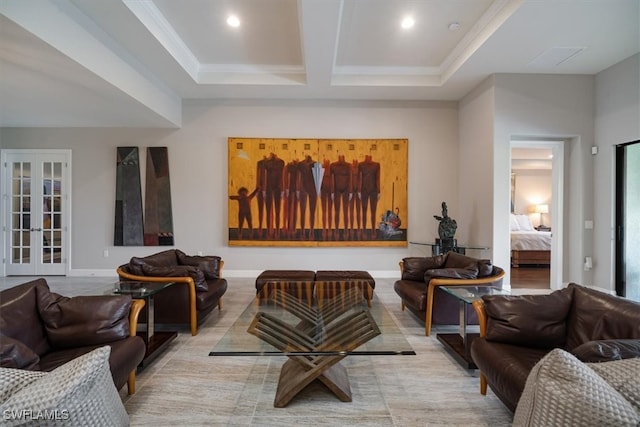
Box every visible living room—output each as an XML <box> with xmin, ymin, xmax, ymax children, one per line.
<box><xmin>1</xmin><ymin>1</ymin><xmax>639</xmax><ymax>425</ymax></box>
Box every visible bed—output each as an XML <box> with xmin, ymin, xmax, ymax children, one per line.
<box><xmin>510</xmin><ymin>214</ymin><xmax>551</xmax><ymax>267</ymax></box>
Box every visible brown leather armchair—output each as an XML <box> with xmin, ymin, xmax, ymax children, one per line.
<box><xmin>393</xmin><ymin>251</ymin><xmax>505</xmax><ymax>336</ymax></box>
<box><xmin>471</xmin><ymin>283</ymin><xmax>640</xmax><ymax>412</ymax></box>
<box><xmin>117</xmin><ymin>249</ymin><xmax>228</xmax><ymax>336</ymax></box>
<box><xmin>0</xmin><ymin>278</ymin><xmax>146</xmax><ymax>395</ymax></box>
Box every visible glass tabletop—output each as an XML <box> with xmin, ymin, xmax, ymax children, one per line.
<box><xmin>440</xmin><ymin>285</ymin><xmax>510</xmax><ymax>304</ymax></box>
<box><xmin>409</xmin><ymin>241</ymin><xmax>490</xmax><ymax>250</ymax></box>
<box><xmin>112</xmin><ymin>281</ymin><xmax>176</xmax><ymax>298</ymax></box>
<box><xmin>210</xmin><ymin>284</ymin><xmax>415</xmax><ymax>357</ymax></box>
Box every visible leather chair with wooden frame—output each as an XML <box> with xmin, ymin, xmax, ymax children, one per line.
<box><xmin>394</xmin><ymin>252</ymin><xmax>505</xmax><ymax>336</ymax></box>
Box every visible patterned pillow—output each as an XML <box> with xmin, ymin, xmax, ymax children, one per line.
<box><xmin>513</xmin><ymin>348</ymin><xmax>639</xmax><ymax>427</ymax></box>
<box><xmin>588</xmin><ymin>358</ymin><xmax>640</xmax><ymax>412</ymax></box>
<box><xmin>0</xmin><ymin>346</ymin><xmax>128</xmax><ymax>426</ymax></box>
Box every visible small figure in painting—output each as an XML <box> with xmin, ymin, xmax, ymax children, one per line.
<box><xmin>229</xmin><ymin>186</ymin><xmax>259</xmax><ymax>239</ymax></box>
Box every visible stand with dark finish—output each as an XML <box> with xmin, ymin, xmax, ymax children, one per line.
<box><xmin>113</xmin><ymin>281</ymin><xmax>178</xmax><ymax>369</ymax></box>
<box><xmin>436</xmin><ymin>333</ymin><xmax>479</xmax><ymax>369</ymax></box>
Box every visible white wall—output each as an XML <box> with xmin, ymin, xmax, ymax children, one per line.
<box><xmin>493</xmin><ymin>74</ymin><xmax>596</xmax><ymax>288</ymax></box>
<box><xmin>511</xmin><ymin>168</ymin><xmax>552</xmax><ymax>226</ymax></box>
<box><xmin>1</xmin><ymin>100</ymin><xmax>459</xmax><ymax>277</ymax></box>
<box><xmin>457</xmin><ymin>77</ymin><xmax>499</xmax><ymax>263</ymax></box>
<box><xmin>594</xmin><ymin>53</ymin><xmax>640</xmax><ymax>289</ymax></box>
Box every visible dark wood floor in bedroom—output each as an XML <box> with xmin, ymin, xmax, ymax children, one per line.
<box><xmin>510</xmin><ymin>266</ymin><xmax>550</xmax><ymax>289</ymax></box>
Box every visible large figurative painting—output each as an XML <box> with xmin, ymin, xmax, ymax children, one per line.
<box><xmin>228</xmin><ymin>138</ymin><xmax>408</xmax><ymax>247</ymax></box>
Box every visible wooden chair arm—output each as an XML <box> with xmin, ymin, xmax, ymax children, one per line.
<box><xmin>116</xmin><ymin>267</ymin><xmax>198</xmax><ymax>336</ymax></box>
<box><xmin>472</xmin><ymin>299</ymin><xmax>488</xmax><ymax>337</ymax></box>
<box><xmin>423</xmin><ymin>269</ymin><xmax>505</xmax><ymax>337</ymax></box>
<box><xmin>129</xmin><ymin>299</ymin><xmax>145</xmax><ymax>337</ymax></box>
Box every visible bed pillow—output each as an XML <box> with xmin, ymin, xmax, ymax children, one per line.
<box><xmin>515</xmin><ymin>214</ymin><xmax>535</xmax><ymax>231</ymax></box>
<box><xmin>509</xmin><ymin>214</ymin><xmax>520</xmax><ymax>231</ymax></box>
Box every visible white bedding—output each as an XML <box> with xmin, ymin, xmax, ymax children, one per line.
<box><xmin>511</xmin><ymin>230</ymin><xmax>552</xmax><ymax>251</ymax></box>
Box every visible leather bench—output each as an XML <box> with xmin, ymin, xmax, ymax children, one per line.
<box><xmin>255</xmin><ymin>270</ymin><xmax>375</xmax><ymax>305</ymax></box>
<box><xmin>255</xmin><ymin>270</ymin><xmax>316</xmax><ymax>303</ymax></box>
<box><xmin>315</xmin><ymin>270</ymin><xmax>375</xmax><ymax>306</ymax></box>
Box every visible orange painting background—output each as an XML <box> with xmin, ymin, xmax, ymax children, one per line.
<box><xmin>228</xmin><ymin>137</ymin><xmax>407</xmax><ymax>247</ymax></box>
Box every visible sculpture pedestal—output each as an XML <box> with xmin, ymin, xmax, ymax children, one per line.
<box><xmin>433</xmin><ymin>238</ymin><xmax>460</xmax><ymax>256</ymax></box>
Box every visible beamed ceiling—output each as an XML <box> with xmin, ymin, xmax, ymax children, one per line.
<box><xmin>0</xmin><ymin>0</ymin><xmax>638</xmax><ymax>127</ymax></box>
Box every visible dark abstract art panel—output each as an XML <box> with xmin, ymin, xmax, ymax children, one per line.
<box><xmin>114</xmin><ymin>147</ymin><xmax>144</xmax><ymax>246</ymax></box>
<box><xmin>144</xmin><ymin>147</ymin><xmax>174</xmax><ymax>246</ymax></box>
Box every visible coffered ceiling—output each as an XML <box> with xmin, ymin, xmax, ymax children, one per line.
<box><xmin>1</xmin><ymin>0</ymin><xmax>638</xmax><ymax>127</ymax></box>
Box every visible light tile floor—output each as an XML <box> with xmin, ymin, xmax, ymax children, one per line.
<box><xmin>1</xmin><ymin>276</ymin><xmax>524</xmax><ymax>426</ymax></box>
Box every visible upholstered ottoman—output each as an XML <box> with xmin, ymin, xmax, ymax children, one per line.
<box><xmin>255</xmin><ymin>270</ymin><xmax>316</xmax><ymax>303</ymax></box>
<box><xmin>315</xmin><ymin>270</ymin><xmax>375</xmax><ymax>306</ymax></box>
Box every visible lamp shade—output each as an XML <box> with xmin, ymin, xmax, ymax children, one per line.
<box><xmin>535</xmin><ymin>204</ymin><xmax>549</xmax><ymax>214</ymax></box>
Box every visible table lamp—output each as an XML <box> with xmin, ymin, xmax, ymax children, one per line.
<box><xmin>535</xmin><ymin>204</ymin><xmax>549</xmax><ymax>227</ymax></box>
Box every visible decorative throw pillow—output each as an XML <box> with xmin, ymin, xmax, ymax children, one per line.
<box><xmin>141</xmin><ymin>264</ymin><xmax>208</xmax><ymax>292</ymax></box>
<box><xmin>401</xmin><ymin>256</ymin><xmax>445</xmax><ymax>281</ymax></box>
<box><xmin>36</xmin><ymin>287</ymin><xmax>131</xmax><ymax>349</ymax></box>
<box><xmin>588</xmin><ymin>358</ymin><xmax>640</xmax><ymax>412</ymax></box>
<box><xmin>176</xmin><ymin>250</ymin><xmax>221</xmax><ymax>280</ymax></box>
<box><xmin>483</xmin><ymin>286</ymin><xmax>573</xmax><ymax>349</ymax></box>
<box><xmin>0</xmin><ymin>346</ymin><xmax>129</xmax><ymax>426</ymax></box>
<box><xmin>0</xmin><ymin>336</ymin><xmax>40</xmax><ymax>370</ymax></box>
<box><xmin>424</xmin><ymin>265</ymin><xmax>478</xmax><ymax>283</ymax></box>
<box><xmin>572</xmin><ymin>339</ymin><xmax>640</xmax><ymax>363</ymax></box>
<box><xmin>0</xmin><ymin>367</ymin><xmax>47</xmax><ymax>404</ymax></box>
<box><xmin>513</xmin><ymin>349</ymin><xmax>639</xmax><ymax>427</ymax></box>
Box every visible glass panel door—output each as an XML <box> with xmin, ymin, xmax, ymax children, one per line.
<box><xmin>3</xmin><ymin>151</ymin><xmax>68</xmax><ymax>275</ymax></box>
<box><xmin>616</xmin><ymin>141</ymin><xmax>640</xmax><ymax>301</ymax></box>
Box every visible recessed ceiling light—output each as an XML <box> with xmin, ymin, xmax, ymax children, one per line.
<box><xmin>401</xmin><ymin>17</ymin><xmax>415</xmax><ymax>29</ymax></box>
<box><xmin>227</xmin><ymin>15</ymin><xmax>240</xmax><ymax>28</ymax></box>
<box><xmin>448</xmin><ymin>22</ymin><xmax>460</xmax><ymax>31</ymax></box>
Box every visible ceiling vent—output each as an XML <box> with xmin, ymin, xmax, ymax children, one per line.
<box><xmin>528</xmin><ymin>47</ymin><xmax>586</xmax><ymax>67</ymax></box>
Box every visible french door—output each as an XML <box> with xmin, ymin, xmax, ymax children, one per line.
<box><xmin>2</xmin><ymin>150</ymin><xmax>70</xmax><ymax>275</ymax></box>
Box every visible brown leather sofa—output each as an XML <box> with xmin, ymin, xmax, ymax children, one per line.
<box><xmin>117</xmin><ymin>249</ymin><xmax>228</xmax><ymax>335</ymax></box>
<box><xmin>471</xmin><ymin>283</ymin><xmax>640</xmax><ymax>412</ymax></box>
<box><xmin>0</xmin><ymin>278</ymin><xmax>146</xmax><ymax>394</ymax></box>
<box><xmin>394</xmin><ymin>251</ymin><xmax>505</xmax><ymax>336</ymax></box>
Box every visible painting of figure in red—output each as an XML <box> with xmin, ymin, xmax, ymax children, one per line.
<box><xmin>228</xmin><ymin>138</ymin><xmax>407</xmax><ymax>247</ymax></box>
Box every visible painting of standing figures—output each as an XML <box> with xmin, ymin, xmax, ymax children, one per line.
<box><xmin>228</xmin><ymin>138</ymin><xmax>407</xmax><ymax>247</ymax></box>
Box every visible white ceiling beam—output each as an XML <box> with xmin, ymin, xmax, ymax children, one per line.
<box><xmin>298</xmin><ymin>0</ymin><xmax>342</xmax><ymax>87</ymax></box>
<box><xmin>1</xmin><ymin>0</ymin><xmax>182</xmax><ymax>127</ymax></box>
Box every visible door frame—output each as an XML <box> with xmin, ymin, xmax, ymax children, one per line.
<box><xmin>510</xmin><ymin>138</ymin><xmax>565</xmax><ymax>290</ymax></box>
<box><xmin>1</xmin><ymin>149</ymin><xmax>72</xmax><ymax>277</ymax></box>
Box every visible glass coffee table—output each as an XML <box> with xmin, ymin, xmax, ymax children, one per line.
<box><xmin>437</xmin><ymin>285</ymin><xmax>510</xmax><ymax>369</ymax></box>
<box><xmin>210</xmin><ymin>282</ymin><xmax>415</xmax><ymax>407</ymax></box>
<box><xmin>113</xmin><ymin>281</ymin><xmax>177</xmax><ymax>368</ymax></box>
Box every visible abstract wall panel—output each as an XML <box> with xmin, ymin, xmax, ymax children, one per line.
<box><xmin>228</xmin><ymin>138</ymin><xmax>408</xmax><ymax>247</ymax></box>
<box><xmin>114</xmin><ymin>147</ymin><xmax>144</xmax><ymax>246</ymax></box>
<box><xmin>144</xmin><ymin>147</ymin><xmax>174</xmax><ymax>246</ymax></box>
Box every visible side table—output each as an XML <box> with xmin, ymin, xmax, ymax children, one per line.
<box><xmin>436</xmin><ymin>285</ymin><xmax>510</xmax><ymax>369</ymax></box>
<box><xmin>113</xmin><ymin>281</ymin><xmax>178</xmax><ymax>368</ymax></box>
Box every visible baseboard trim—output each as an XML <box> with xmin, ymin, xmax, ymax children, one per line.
<box><xmin>69</xmin><ymin>269</ymin><xmax>401</xmax><ymax>279</ymax></box>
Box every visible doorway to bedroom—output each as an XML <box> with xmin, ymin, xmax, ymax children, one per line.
<box><xmin>510</xmin><ymin>140</ymin><xmax>564</xmax><ymax>289</ymax></box>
